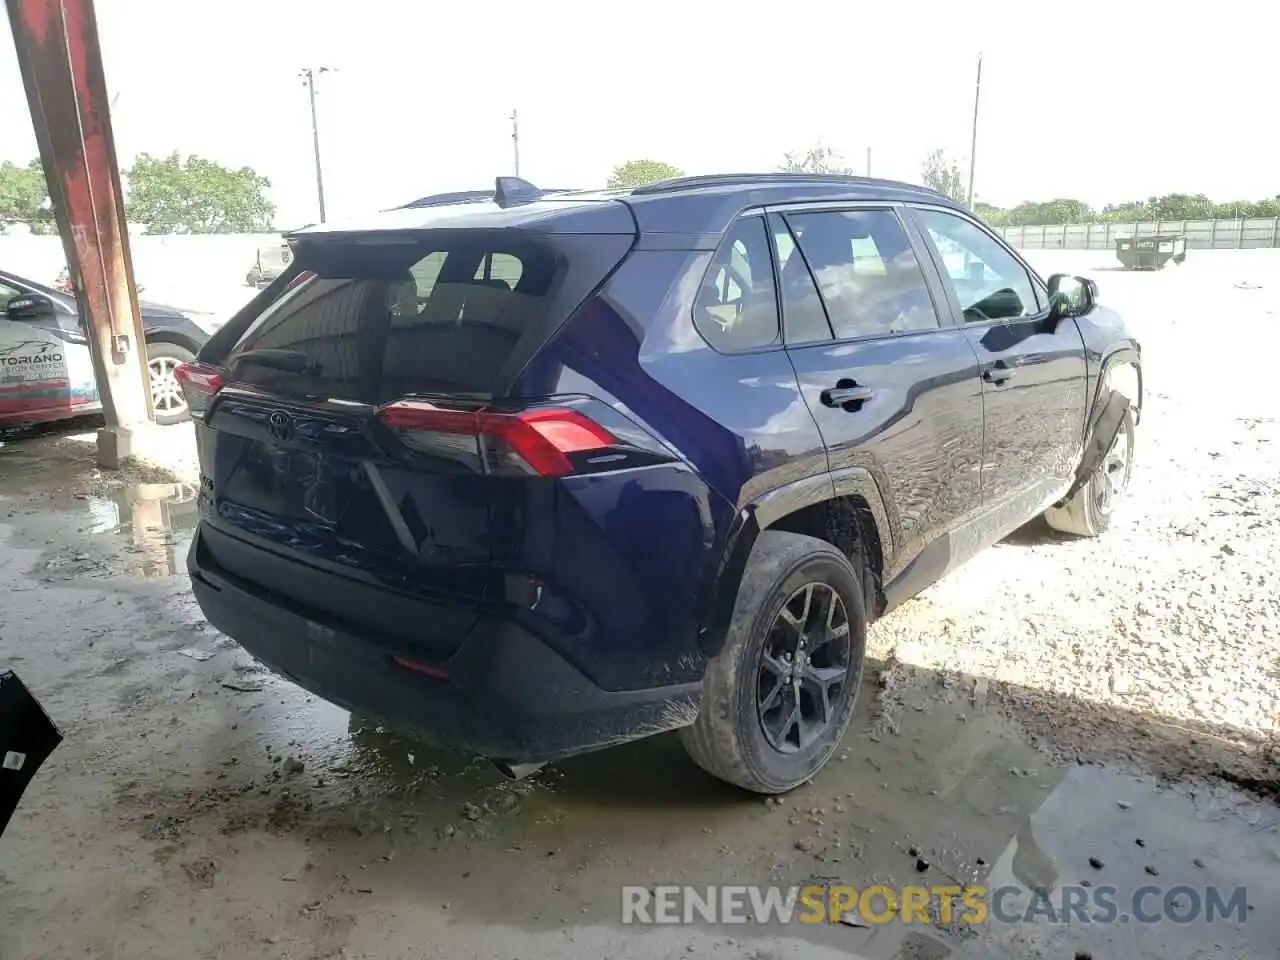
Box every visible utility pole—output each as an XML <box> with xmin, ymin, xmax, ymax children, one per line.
<box><xmin>966</xmin><ymin>52</ymin><xmax>983</xmax><ymax>208</ymax></box>
<box><xmin>511</xmin><ymin>109</ymin><xmax>520</xmax><ymax>177</ymax></box>
<box><xmin>300</xmin><ymin>67</ymin><xmax>331</xmax><ymax>222</ymax></box>
<box><xmin>865</xmin><ymin>146</ymin><xmax>872</xmax><ymax>177</ymax></box>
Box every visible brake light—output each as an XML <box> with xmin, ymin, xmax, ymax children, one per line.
<box><xmin>173</xmin><ymin>361</ymin><xmax>225</xmax><ymax>420</ymax></box>
<box><xmin>378</xmin><ymin>400</ymin><xmax>615</xmax><ymax>476</ymax></box>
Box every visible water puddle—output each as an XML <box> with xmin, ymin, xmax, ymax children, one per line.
<box><xmin>9</xmin><ymin>480</ymin><xmax>201</xmax><ymax>583</ymax></box>
<box><xmin>942</xmin><ymin>764</ymin><xmax>1278</xmax><ymax>958</ymax></box>
<box><xmin>87</xmin><ymin>481</ymin><xmax>200</xmax><ymax>578</ymax></box>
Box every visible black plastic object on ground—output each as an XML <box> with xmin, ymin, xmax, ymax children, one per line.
<box><xmin>0</xmin><ymin>671</ymin><xmax>62</xmax><ymax>839</ymax></box>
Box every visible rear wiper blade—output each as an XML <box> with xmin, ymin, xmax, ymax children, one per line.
<box><xmin>231</xmin><ymin>348</ymin><xmax>320</xmax><ymax>375</ymax></box>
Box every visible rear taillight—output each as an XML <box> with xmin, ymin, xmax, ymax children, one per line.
<box><xmin>173</xmin><ymin>361</ymin><xmax>225</xmax><ymax>421</ymax></box>
<box><xmin>378</xmin><ymin>400</ymin><xmax>616</xmax><ymax>476</ymax></box>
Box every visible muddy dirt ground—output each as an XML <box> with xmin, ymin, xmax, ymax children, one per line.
<box><xmin>1</xmin><ymin>251</ymin><xmax>1278</xmax><ymax>959</ymax></box>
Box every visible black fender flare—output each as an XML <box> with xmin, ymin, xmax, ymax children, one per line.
<box><xmin>694</xmin><ymin>468</ymin><xmax>892</xmax><ymax>658</ymax></box>
<box><xmin>142</xmin><ymin>328</ymin><xmax>203</xmax><ymax>356</ymax></box>
<box><xmin>1095</xmin><ymin>345</ymin><xmax>1142</xmax><ymax>426</ymax></box>
<box><xmin>1062</xmin><ymin>344</ymin><xmax>1140</xmax><ymax>499</ymax></box>
<box><xmin>1066</xmin><ymin>384</ymin><xmax>1132</xmax><ymax>501</ymax></box>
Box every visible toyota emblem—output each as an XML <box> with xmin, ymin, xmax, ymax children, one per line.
<box><xmin>267</xmin><ymin>410</ymin><xmax>294</xmax><ymax>442</ymax></box>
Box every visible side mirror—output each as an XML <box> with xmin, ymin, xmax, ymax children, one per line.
<box><xmin>1046</xmin><ymin>274</ymin><xmax>1097</xmax><ymax>318</ymax></box>
<box><xmin>5</xmin><ymin>293</ymin><xmax>56</xmax><ymax>321</ymax></box>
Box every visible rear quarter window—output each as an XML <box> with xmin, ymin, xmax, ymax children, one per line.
<box><xmin>692</xmin><ymin>217</ymin><xmax>781</xmax><ymax>352</ymax></box>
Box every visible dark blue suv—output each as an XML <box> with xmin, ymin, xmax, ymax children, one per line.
<box><xmin>181</xmin><ymin>174</ymin><xmax>1141</xmax><ymax>793</ymax></box>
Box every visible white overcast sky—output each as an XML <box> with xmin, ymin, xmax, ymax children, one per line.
<box><xmin>1</xmin><ymin>0</ymin><xmax>1272</xmax><ymax>227</ymax></box>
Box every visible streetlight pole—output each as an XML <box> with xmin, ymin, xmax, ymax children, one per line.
<box><xmin>300</xmin><ymin>67</ymin><xmax>331</xmax><ymax>222</ymax></box>
<box><xmin>866</xmin><ymin>146</ymin><xmax>872</xmax><ymax>177</ymax></box>
<box><xmin>511</xmin><ymin>109</ymin><xmax>520</xmax><ymax>177</ymax></box>
<box><xmin>966</xmin><ymin>52</ymin><xmax>983</xmax><ymax>208</ymax></box>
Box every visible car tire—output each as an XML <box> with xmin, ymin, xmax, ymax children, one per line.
<box><xmin>1044</xmin><ymin>407</ymin><xmax>1135</xmax><ymax>538</ymax></box>
<box><xmin>680</xmin><ymin>530</ymin><xmax>866</xmax><ymax>794</ymax></box>
<box><xmin>145</xmin><ymin>340</ymin><xmax>196</xmax><ymax>426</ymax></box>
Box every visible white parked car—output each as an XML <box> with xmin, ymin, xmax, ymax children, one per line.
<box><xmin>0</xmin><ymin>268</ymin><xmax>211</xmax><ymax>430</ymax></box>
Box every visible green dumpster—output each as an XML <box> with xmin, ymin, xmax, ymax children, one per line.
<box><xmin>1115</xmin><ymin>234</ymin><xmax>1187</xmax><ymax>270</ymax></box>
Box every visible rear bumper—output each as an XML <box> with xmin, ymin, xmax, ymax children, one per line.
<box><xmin>187</xmin><ymin>527</ymin><xmax>701</xmax><ymax>762</ymax></box>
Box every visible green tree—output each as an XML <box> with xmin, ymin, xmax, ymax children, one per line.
<box><xmin>0</xmin><ymin>159</ymin><xmax>50</xmax><ymax>226</ymax></box>
<box><xmin>920</xmin><ymin>149</ymin><xmax>967</xmax><ymax>203</ymax></box>
<box><xmin>972</xmin><ymin>201</ymin><xmax>1008</xmax><ymax>226</ymax></box>
<box><xmin>1099</xmin><ymin>194</ymin><xmax>1214</xmax><ymax>223</ymax></box>
<box><xmin>779</xmin><ymin>144</ymin><xmax>854</xmax><ymax>175</ymax></box>
<box><xmin>1213</xmin><ymin>197</ymin><xmax>1280</xmax><ymax>219</ymax></box>
<box><xmin>1003</xmin><ymin>198</ymin><xmax>1096</xmax><ymax>226</ymax></box>
<box><xmin>606</xmin><ymin>159</ymin><xmax>684</xmax><ymax>189</ymax></box>
<box><xmin>125</xmin><ymin>152</ymin><xmax>274</xmax><ymax>233</ymax></box>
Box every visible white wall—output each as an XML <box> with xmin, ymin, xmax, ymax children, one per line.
<box><xmin>0</xmin><ymin>229</ymin><xmax>282</xmax><ymax>322</ymax></box>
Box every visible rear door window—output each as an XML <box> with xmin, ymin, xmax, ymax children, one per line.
<box><xmin>783</xmin><ymin>209</ymin><xmax>940</xmax><ymax>340</ymax></box>
<box><xmin>225</xmin><ymin>233</ymin><xmax>628</xmax><ymax>402</ymax></box>
<box><xmin>772</xmin><ymin>217</ymin><xmax>833</xmax><ymax>345</ymax></box>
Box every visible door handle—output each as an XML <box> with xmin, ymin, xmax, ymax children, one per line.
<box><xmin>983</xmin><ymin>363</ymin><xmax>1016</xmax><ymax>385</ymax></box>
<box><xmin>820</xmin><ymin>382</ymin><xmax>874</xmax><ymax>409</ymax></box>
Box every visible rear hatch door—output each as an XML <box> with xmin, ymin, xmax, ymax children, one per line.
<box><xmin>192</xmin><ymin>206</ymin><xmax>635</xmax><ymax>658</ymax></box>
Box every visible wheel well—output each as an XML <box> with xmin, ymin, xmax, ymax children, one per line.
<box><xmin>769</xmin><ymin>495</ymin><xmax>885</xmax><ymax>619</ymax></box>
<box><xmin>1105</xmin><ymin>361</ymin><xmax>1141</xmax><ymax>423</ymax></box>
<box><xmin>144</xmin><ymin>330</ymin><xmax>201</xmax><ymax>355</ymax></box>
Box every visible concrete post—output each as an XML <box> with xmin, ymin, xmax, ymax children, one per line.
<box><xmin>6</xmin><ymin>0</ymin><xmax>153</xmax><ymax>468</ymax></box>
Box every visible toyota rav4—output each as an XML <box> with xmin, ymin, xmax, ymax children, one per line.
<box><xmin>181</xmin><ymin>174</ymin><xmax>1141</xmax><ymax>793</ymax></box>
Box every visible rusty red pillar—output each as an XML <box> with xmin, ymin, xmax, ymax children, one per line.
<box><xmin>6</xmin><ymin>0</ymin><xmax>153</xmax><ymax>465</ymax></box>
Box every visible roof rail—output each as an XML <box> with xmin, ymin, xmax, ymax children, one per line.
<box><xmin>630</xmin><ymin>172</ymin><xmax>936</xmax><ymax>196</ymax></box>
<box><xmin>400</xmin><ymin>190</ymin><xmax>494</xmax><ymax>210</ymax></box>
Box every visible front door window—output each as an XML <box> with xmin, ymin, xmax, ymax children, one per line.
<box><xmin>916</xmin><ymin>210</ymin><xmax>1041</xmax><ymax>321</ymax></box>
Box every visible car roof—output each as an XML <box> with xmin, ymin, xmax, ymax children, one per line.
<box><xmin>289</xmin><ymin>174</ymin><xmax>959</xmax><ymax>244</ymax></box>
<box><xmin>0</xmin><ymin>268</ymin><xmax>68</xmax><ymax>302</ymax></box>
<box><xmin>0</xmin><ymin>267</ymin><xmax>189</xmax><ymax>323</ymax></box>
